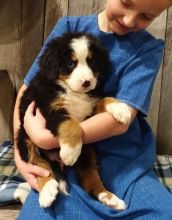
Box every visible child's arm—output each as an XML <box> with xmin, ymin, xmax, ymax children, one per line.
<box><xmin>81</xmin><ymin>107</ymin><xmax>138</xmax><ymax>144</ymax></box>
<box><xmin>23</xmin><ymin>101</ymin><xmax>138</xmax><ymax>149</ymax></box>
<box><xmin>23</xmin><ymin>101</ymin><xmax>59</xmax><ymax>149</ymax></box>
<box><xmin>13</xmin><ymin>84</ymin><xmax>50</xmax><ymax>190</ymax></box>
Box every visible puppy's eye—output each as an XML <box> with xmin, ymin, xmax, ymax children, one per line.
<box><xmin>66</xmin><ymin>60</ymin><xmax>75</xmax><ymax>68</ymax></box>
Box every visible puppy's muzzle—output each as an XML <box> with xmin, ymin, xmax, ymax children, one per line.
<box><xmin>82</xmin><ymin>80</ymin><xmax>90</xmax><ymax>88</ymax></box>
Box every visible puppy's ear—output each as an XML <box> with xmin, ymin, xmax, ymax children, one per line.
<box><xmin>98</xmin><ymin>47</ymin><xmax>109</xmax><ymax>74</ymax></box>
<box><xmin>88</xmin><ymin>35</ymin><xmax>110</xmax><ymax>75</ymax></box>
<box><xmin>39</xmin><ymin>38</ymin><xmax>63</xmax><ymax>80</ymax></box>
<box><xmin>91</xmin><ymin>42</ymin><xmax>109</xmax><ymax>74</ymax></box>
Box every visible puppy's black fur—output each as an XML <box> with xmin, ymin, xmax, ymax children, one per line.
<box><xmin>17</xmin><ymin>32</ymin><xmax>109</xmax><ymax>188</ymax></box>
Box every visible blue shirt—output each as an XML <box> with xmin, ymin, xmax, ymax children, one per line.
<box><xmin>24</xmin><ymin>15</ymin><xmax>164</xmax><ymax>116</ymax></box>
<box><xmin>23</xmin><ymin>14</ymin><xmax>165</xmax><ymax>210</ymax></box>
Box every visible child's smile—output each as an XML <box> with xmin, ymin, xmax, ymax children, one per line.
<box><xmin>99</xmin><ymin>0</ymin><xmax>171</xmax><ymax>35</ymax></box>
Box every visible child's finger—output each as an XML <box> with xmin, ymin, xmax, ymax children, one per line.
<box><xmin>27</xmin><ymin>175</ymin><xmax>39</xmax><ymax>191</ymax></box>
<box><xmin>27</xmin><ymin>101</ymin><xmax>35</xmax><ymax>114</ymax></box>
<box><xmin>35</xmin><ymin>107</ymin><xmax>46</xmax><ymax>123</ymax></box>
<box><xmin>36</xmin><ymin>107</ymin><xmax>41</xmax><ymax>114</ymax></box>
<box><xmin>28</xmin><ymin>163</ymin><xmax>50</xmax><ymax>177</ymax></box>
<box><xmin>35</xmin><ymin>107</ymin><xmax>43</xmax><ymax>117</ymax></box>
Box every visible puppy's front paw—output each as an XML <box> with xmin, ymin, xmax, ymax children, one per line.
<box><xmin>106</xmin><ymin>102</ymin><xmax>131</xmax><ymax>124</ymax></box>
<box><xmin>39</xmin><ymin>179</ymin><xmax>59</xmax><ymax>208</ymax></box>
<box><xmin>59</xmin><ymin>141</ymin><xmax>82</xmax><ymax>166</ymax></box>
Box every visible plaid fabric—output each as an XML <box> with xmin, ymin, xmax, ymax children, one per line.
<box><xmin>154</xmin><ymin>155</ymin><xmax>172</xmax><ymax>193</ymax></box>
<box><xmin>0</xmin><ymin>141</ymin><xmax>30</xmax><ymax>206</ymax></box>
<box><xmin>0</xmin><ymin>141</ymin><xmax>171</xmax><ymax>207</ymax></box>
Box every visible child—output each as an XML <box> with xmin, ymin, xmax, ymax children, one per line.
<box><xmin>14</xmin><ymin>0</ymin><xmax>172</xmax><ymax>219</ymax></box>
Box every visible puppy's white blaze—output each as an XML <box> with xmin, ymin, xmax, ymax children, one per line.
<box><xmin>39</xmin><ymin>179</ymin><xmax>59</xmax><ymax>208</ymax></box>
<box><xmin>58</xmin><ymin>180</ymin><xmax>69</xmax><ymax>195</ymax></box>
<box><xmin>70</xmin><ymin>36</ymin><xmax>89</xmax><ymax>62</ymax></box>
<box><xmin>68</xmin><ymin>36</ymin><xmax>98</xmax><ymax>93</ymax></box>
<box><xmin>98</xmin><ymin>192</ymin><xmax>126</xmax><ymax>210</ymax></box>
<box><xmin>67</xmin><ymin>64</ymin><xmax>97</xmax><ymax>92</ymax></box>
<box><xmin>59</xmin><ymin>141</ymin><xmax>82</xmax><ymax>166</ymax></box>
<box><xmin>106</xmin><ymin>102</ymin><xmax>132</xmax><ymax>124</ymax></box>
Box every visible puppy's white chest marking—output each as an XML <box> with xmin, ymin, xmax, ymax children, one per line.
<box><xmin>62</xmin><ymin>89</ymin><xmax>98</xmax><ymax>122</ymax></box>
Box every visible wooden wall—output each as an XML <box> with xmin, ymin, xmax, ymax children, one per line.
<box><xmin>0</xmin><ymin>0</ymin><xmax>172</xmax><ymax>154</ymax></box>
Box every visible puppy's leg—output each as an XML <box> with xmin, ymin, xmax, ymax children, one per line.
<box><xmin>36</xmin><ymin>158</ymin><xmax>59</xmax><ymax>208</ymax></box>
<box><xmin>75</xmin><ymin>146</ymin><xmax>126</xmax><ymax>210</ymax></box>
<box><xmin>25</xmin><ymin>139</ymin><xmax>59</xmax><ymax>208</ymax></box>
<box><xmin>58</xmin><ymin>119</ymin><xmax>82</xmax><ymax>166</ymax></box>
<box><xmin>26</xmin><ymin>138</ymin><xmax>68</xmax><ymax>208</ymax></box>
<box><xmin>96</xmin><ymin>97</ymin><xmax>131</xmax><ymax>124</ymax></box>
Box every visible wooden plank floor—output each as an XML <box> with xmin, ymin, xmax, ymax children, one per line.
<box><xmin>0</xmin><ymin>205</ymin><xmax>21</xmax><ymax>220</ymax></box>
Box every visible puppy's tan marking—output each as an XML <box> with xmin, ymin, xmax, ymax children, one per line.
<box><xmin>59</xmin><ymin>74</ymin><xmax>68</xmax><ymax>81</ymax></box>
<box><xmin>76</xmin><ymin>147</ymin><xmax>126</xmax><ymax>210</ymax></box>
<box><xmin>26</xmin><ymin>138</ymin><xmax>55</xmax><ymax>192</ymax></box>
<box><xmin>36</xmin><ymin>159</ymin><xmax>59</xmax><ymax>208</ymax></box>
<box><xmin>71</xmin><ymin>51</ymin><xmax>77</xmax><ymax>62</ymax></box>
<box><xmin>26</xmin><ymin>138</ymin><xmax>39</xmax><ymax>163</ymax></box>
<box><xmin>80</xmin><ymin>169</ymin><xmax>107</xmax><ymax>196</ymax></box>
<box><xmin>58</xmin><ymin>119</ymin><xmax>82</xmax><ymax>147</ymax></box>
<box><xmin>95</xmin><ymin>97</ymin><xmax>119</xmax><ymax>114</ymax></box>
<box><xmin>36</xmin><ymin>159</ymin><xmax>55</xmax><ymax>191</ymax></box>
<box><xmin>76</xmin><ymin>147</ymin><xmax>106</xmax><ymax>197</ymax></box>
<box><xmin>50</xmin><ymin>97</ymin><xmax>65</xmax><ymax>111</ymax></box>
<box><xmin>59</xmin><ymin>119</ymin><xmax>82</xmax><ymax>166</ymax></box>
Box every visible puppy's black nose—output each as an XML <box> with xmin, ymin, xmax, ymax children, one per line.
<box><xmin>82</xmin><ymin>80</ymin><xmax>90</xmax><ymax>88</ymax></box>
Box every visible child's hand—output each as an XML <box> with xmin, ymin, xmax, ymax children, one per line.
<box><xmin>15</xmin><ymin>148</ymin><xmax>50</xmax><ymax>191</ymax></box>
<box><xmin>20</xmin><ymin>162</ymin><xmax>50</xmax><ymax>191</ymax></box>
<box><xmin>23</xmin><ymin>102</ymin><xmax>59</xmax><ymax>149</ymax></box>
<box><xmin>23</xmin><ymin>101</ymin><xmax>46</xmax><ymax>143</ymax></box>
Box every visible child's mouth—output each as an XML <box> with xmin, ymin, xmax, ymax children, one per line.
<box><xmin>116</xmin><ymin>20</ymin><xmax>129</xmax><ymax>32</ymax></box>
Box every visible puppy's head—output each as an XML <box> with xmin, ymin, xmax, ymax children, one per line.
<box><xmin>39</xmin><ymin>32</ymin><xmax>109</xmax><ymax>93</ymax></box>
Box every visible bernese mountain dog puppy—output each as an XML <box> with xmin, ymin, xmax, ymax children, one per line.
<box><xmin>17</xmin><ymin>32</ymin><xmax>130</xmax><ymax>210</ymax></box>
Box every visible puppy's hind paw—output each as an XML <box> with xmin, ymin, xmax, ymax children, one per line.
<box><xmin>98</xmin><ymin>191</ymin><xmax>126</xmax><ymax>211</ymax></box>
<box><xmin>39</xmin><ymin>179</ymin><xmax>59</xmax><ymax>208</ymax></box>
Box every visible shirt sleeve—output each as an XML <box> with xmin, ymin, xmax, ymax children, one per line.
<box><xmin>24</xmin><ymin>16</ymin><xmax>70</xmax><ymax>86</ymax></box>
<box><xmin>115</xmin><ymin>38</ymin><xmax>164</xmax><ymax>116</ymax></box>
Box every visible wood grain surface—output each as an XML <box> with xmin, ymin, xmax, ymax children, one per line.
<box><xmin>0</xmin><ymin>205</ymin><xmax>21</xmax><ymax>220</ymax></box>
